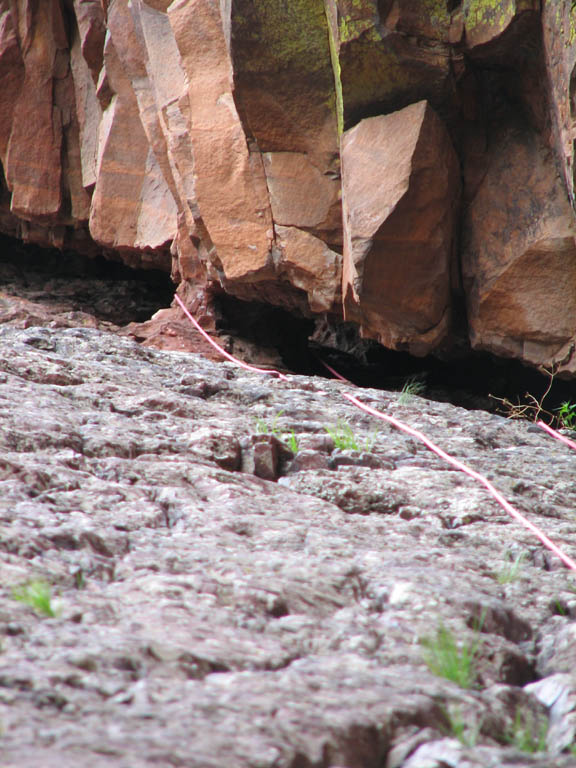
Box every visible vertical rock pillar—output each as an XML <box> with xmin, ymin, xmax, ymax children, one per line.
<box><xmin>341</xmin><ymin>101</ymin><xmax>460</xmax><ymax>355</ymax></box>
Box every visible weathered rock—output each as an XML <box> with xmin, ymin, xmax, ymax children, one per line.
<box><xmin>341</xmin><ymin>101</ymin><xmax>460</xmax><ymax>355</ymax></box>
<box><xmin>89</xmin><ymin>0</ymin><xmax>178</xmax><ymax>253</ymax></box>
<box><xmin>463</xmin><ymin>0</ymin><xmax>540</xmax><ymax>53</ymax></box>
<box><xmin>263</xmin><ymin>152</ymin><xmax>341</xmax><ymax>245</ymax></box>
<box><xmin>274</xmin><ymin>225</ymin><xmax>342</xmax><ymax>313</ymax></box>
<box><xmin>0</xmin><ymin>300</ymin><xmax>576</xmax><ymax>764</ymax></box>
<box><xmin>462</xmin><ymin>122</ymin><xmax>576</xmax><ymax>373</ymax></box>
<box><xmin>2</xmin><ymin>0</ymin><xmax>576</xmax><ymax>379</ymax></box>
<box><xmin>543</xmin><ymin>0</ymin><xmax>576</xmax><ymax>207</ymax></box>
<box><xmin>4</xmin><ymin>1</ymin><xmax>66</xmax><ymax>219</ymax></box>
<box><xmin>325</xmin><ymin>0</ymin><xmax>456</xmax><ymax>130</ymax></box>
<box><xmin>169</xmin><ymin>0</ymin><xmax>274</xmax><ymax>284</ymax></box>
<box><xmin>231</xmin><ymin>0</ymin><xmax>342</xmax><ymax>250</ymax></box>
<box><xmin>0</xmin><ymin>5</ymin><xmax>24</xmax><ymax>172</ymax></box>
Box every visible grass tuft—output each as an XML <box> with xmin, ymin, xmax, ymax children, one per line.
<box><xmin>324</xmin><ymin>420</ymin><xmax>378</xmax><ymax>452</ymax></box>
<box><xmin>444</xmin><ymin>705</ymin><xmax>482</xmax><ymax>747</ymax></box>
<box><xmin>253</xmin><ymin>410</ymin><xmax>299</xmax><ymax>454</ymax></box>
<box><xmin>421</xmin><ymin>624</ymin><xmax>479</xmax><ymax>689</ymax></box>
<box><xmin>507</xmin><ymin>710</ymin><xmax>548</xmax><ymax>753</ymax></box>
<box><xmin>13</xmin><ymin>581</ymin><xmax>59</xmax><ymax>618</ymax></box>
<box><xmin>325</xmin><ymin>420</ymin><xmax>359</xmax><ymax>450</ymax></box>
<box><xmin>399</xmin><ymin>375</ymin><xmax>426</xmax><ymax>405</ymax></box>
<box><xmin>254</xmin><ymin>409</ymin><xmax>285</xmax><ymax>436</ymax></box>
<box><xmin>556</xmin><ymin>401</ymin><xmax>576</xmax><ymax>431</ymax></box>
<box><xmin>284</xmin><ymin>429</ymin><xmax>299</xmax><ymax>454</ymax></box>
<box><xmin>496</xmin><ymin>552</ymin><xmax>526</xmax><ymax>584</ymax></box>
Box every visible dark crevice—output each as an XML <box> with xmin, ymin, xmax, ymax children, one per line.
<box><xmin>2</xmin><ymin>235</ymin><xmax>576</xmax><ymax>422</ymax></box>
<box><xmin>213</xmin><ymin>293</ymin><xmax>315</xmax><ymax>372</ymax></box>
<box><xmin>310</xmin><ymin>334</ymin><xmax>576</xmax><ymax>416</ymax></box>
<box><xmin>0</xmin><ymin>233</ymin><xmax>174</xmax><ymax>326</ymax></box>
<box><xmin>215</xmin><ymin>295</ymin><xmax>576</xmax><ymax>418</ymax></box>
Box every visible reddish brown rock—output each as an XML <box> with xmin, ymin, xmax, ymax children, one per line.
<box><xmin>89</xmin><ymin>0</ymin><xmax>178</xmax><ymax>253</ymax></box>
<box><xmin>70</xmin><ymin>40</ymin><xmax>100</xmax><ymax>194</ymax></box>
<box><xmin>542</xmin><ymin>0</ymin><xmax>576</xmax><ymax>207</ymax></box>
<box><xmin>4</xmin><ymin>0</ymin><xmax>67</xmax><ymax>218</ymax></box>
<box><xmin>463</xmin><ymin>125</ymin><xmax>576</xmax><ymax>373</ymax></box>
<box><xmin>72</xmin><ymin>0</ymin><xmax>106</xmax><ymax>84</ymax></box>
<box><xmin>168</xmin><ymin>0</ymin><xmax>274</xmax><ymax>284</ymax></box>
<box><xmin>463</xmin><ymin>0</ymin><xmax>540</xmax><ymax>53</ymax></box>
<box><xmin>341</xmin><ymin>101</ymin><xmax>460</xmax><ymax>356</ymax></box>
<box><xmin>1</xmin><ymin>0</ymin><xmax>576</xmax><ymax>379</ymax></box>
<box><xmin>274</xmin><ymin>225</ymin><xmax>341</xmax><ymax>314</ymax></box>
<box><xmin>122</xmin><ymin>307</ymin><xmax>226</xmax><ymax>361</ymax></box>
<box><xmin>263</xmin><ymin>153</ymin><xmax>341</xmax><ymax>247</ymax></box>
<box><xmin>325</xmin><ymin>0</ymin><xmax>456</xmax><ymax>132</ymax></box>
<box><xmin>229</xmin><ymin>0</ymin><xmax>341</xmax><ymax>249</ymax></box>
<box><xmin>122</xmin><ymin>0</ymin><xmax>199</xmax><ymax>258</ymax></box>
<box><xmin>0</xmin><ymin>5</ymin><xmax>24</xmax><ymax>169</ymax></box>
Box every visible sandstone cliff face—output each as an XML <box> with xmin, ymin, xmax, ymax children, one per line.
<box><xmin>1</xmin><ymin>1</ymin><xmax>576</xmax><ymax>372</ymax></box>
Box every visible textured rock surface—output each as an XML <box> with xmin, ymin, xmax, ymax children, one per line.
<box><xmin>2</xmin><ymin>287</ymin><xmax>576</xmax><ymax>764</ymax></box>
<box><xmin>1</xmin><ymin>1</ymin><xmax>576</xmax><ymax>372</ymax></box>
<box><xmin>463</xmin><ymin>135</ymin><xmax>576</xmax><ymax>370</ymax></box>
<box><xmin>341</xmin><ymin>101</ymin><xmax>460</xmax><ymax>355</ymax></box>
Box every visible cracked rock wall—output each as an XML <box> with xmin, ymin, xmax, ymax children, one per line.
<box><xmin>1</xmin><ymin>0</ymin><xmax>576</xmax><ymax>370</ymax></box>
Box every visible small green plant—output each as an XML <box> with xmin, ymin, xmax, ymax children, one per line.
<box><xmin>324</xmin><ymin>420</ymin><xmax>377</xmax><ymax>452</ymax></box>
<box><xmin>444</xmin><ymin>706</ymin><xmax>482</xmax><ymax>747</ymax></box>
<box><xmin>284</xmin><ymin>429</ymin><xmax>299</xmax><ymax>454</ymax></box>
<box><xmin>399</xmin><ymin>375</ymin><xmax>426</xmax><ymax>405</ymax></box>
<box><xmin>506</xmin><ymin>710</ymin><xmax>548</xmax><ymax>753</ymax></box>
<box><xmin>254</xmin><ymin>409</ymin><xmax>285</xmax><ymax>436</ymax></box>
<box><xmin>552</xmin><ymin>598</ymin><xmax>569</xmax><ymax>617</ymax></box>
<box><xmin>325</xmin><ymin>420</ymin><xmax>360</xmax><ymax>451</ymax></box>
<box><xmin>12</xmin><ymin>581</ymin><xmax>59</xmax><ymax>618</ymax></box>
<box><xmin>254</xmin><ymin>411</ymin><xmax>299</xmax><ymax>454</ymax></box>
<box><xmin>496</xmin><ymin>552</ymin><xmax>526</xmax><ymax>585</ymax></box>
<box><xmin>556</xmin><ymin>401</ymin><xmax>576</xmax><ymax>431</ymax></box>
<box><xmin>74</xmin><ymin>569</ymin><xmax>86</xmax><ymax>590</ymax></box>
<box><xmin>421</xmin><ymin>624</ymin><xmax>479</xmax><ymax>689</ymax></box>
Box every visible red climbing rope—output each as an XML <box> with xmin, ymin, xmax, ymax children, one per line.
<box><xmin>318</xmin><ymin>358</ymin><xmax>354</xmax><ymax>384</ymax></box>
<box><xmin>537</xmin><ymin>420</ymin><xmax>576</xmax><ymax>453</ymax></box>
<box><xmin>174</xmin><ymin>294</ymin><xmax>289</xmax><ymax>381</ymax></box>
<box><xmin>174</xmin><ymin>291</ymin><xmax>576</xmax><ymax>572</ymax></box>
<box><xmin>344</xmin><ymin>393</ymin><xmax>576</xmax><ymax>572</ymax></box>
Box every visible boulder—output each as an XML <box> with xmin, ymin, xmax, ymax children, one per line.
<box><xmin>463</xmin><ymin>0</ymin><xmax>540</xmax><ymax>53</ymax></box>
<box><xmin>462</xmin><ymin>123</ymin><xmax>576</xmax><ymax>373</ymax></box>
<box><xmin>341</xmin><ymin>101</ymin><xmax>460</xmax><ymax>355</ymax></box>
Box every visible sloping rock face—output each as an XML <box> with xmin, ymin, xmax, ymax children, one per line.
<box><xmin>1</xmin><ymin>0</ymin><xmax>576</xmax><ymax>372</ymax></box>
<box><xmin>3</xmin><ymin>314</ymin><xmax>576</xmax><ymax>765</ymax></box>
